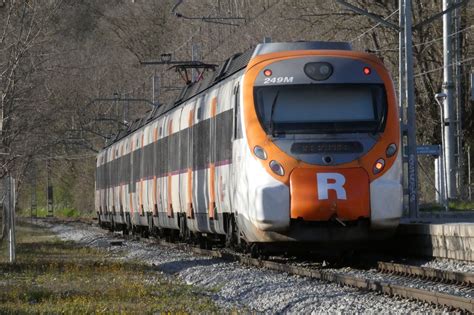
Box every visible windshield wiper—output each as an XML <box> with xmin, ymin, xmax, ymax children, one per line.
<box><xmin>268</xmin><ymin>90</ymin><xmax>280</xmax><ymax>136</ymax></box>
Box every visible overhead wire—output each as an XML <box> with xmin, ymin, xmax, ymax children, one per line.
<box><xmin>412</xmin><ymin>24</ymin><xmax>473</xmax><ymax>48</ymax></box>
<box><xmin>36</xmin><ymin>154</ymin><xmax>97</xmax><ymax>160</ymax></box>
<box><xmin>121</xmin><ymin>5</ymin><xmax>220</xmax><ymax>98</ymax></box>
<box><xmin>414</xmin><ymin>56</ymin><xmax>474</xmax><ymax>77</ymax></box>
<box><xmin>372</xmin><ymin>24</ymin><xmax>473</xmax><ymax>52</ymax></box>
<box><xmin>349</xmin><ymin>9</ymin><xmax>399</xmax><ymax>43</ymax></box>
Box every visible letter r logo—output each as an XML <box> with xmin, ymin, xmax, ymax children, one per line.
<box><xmin>316</xmin><ymin>173</ymin><xmax>347</xmax><ymax>200</ymax></box>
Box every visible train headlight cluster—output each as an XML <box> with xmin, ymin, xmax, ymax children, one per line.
<box><xmin>304</xmin><ymin>62</ymin><xmax>333</xmax><ymax>81</ymax></box>
<box><xmin>269</xmin><ymin>160</ymin><xmax>285</xmax><ymax>176</ymax></box>
<box><xmin>385</xmin><ymin>143</ymin><xmax>397</xmax><ymax>157</ymax></box>
<box><xmin>254</xmin><ymin>145</ymin><xmax>268</xmax><ymax>160</ymax></box>
<box><xmin>373</xmin><ymin>158</ymin><xmax>385</xmax><ymax>174</ymax></box>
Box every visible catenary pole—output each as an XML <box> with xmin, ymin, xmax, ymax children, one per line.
<box><xmin>326</xmin><ymin>0</ymin><xmax>470</xmax><ymax>216</ymax></box>
<box><xmin>443</xmin><ymin>0</ymin><xmax>457</xmax><ymax>199</ymax></box>
<box><xmin>404</xmin><ymin>0</ymin><xmax>419</xmax><ymax>218</ymax></box>
<box><xmin>399</xmin><ymin>0</ymin><xmax>405</xmax><ymax>122</ymax></box>
<box><xmin>454</xmin><ymin>0</ymin><xmax>463</xmax><ymax>195</ymax></box>
<box><xmin>7</xmin><ymin>176</ymin><xmax>15</xmax><ymax>263</ymax></box>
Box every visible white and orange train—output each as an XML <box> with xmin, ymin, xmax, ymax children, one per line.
<box><xmin>96</xmin><ymin>41</ymin><xmax>403</xmax><ymax>249</ymax></box>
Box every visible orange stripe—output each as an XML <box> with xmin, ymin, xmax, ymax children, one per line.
<box><xmin>167</xmin><ymin>119</ymin><xmax>173</xmax><ymax>218</ymax></box>
<box><xmin>209</xmin><ymin>98</ymin><xmax>217</xmax><ymax>219</ymax></box>
<box><xmin>187</xmin><ymin>109</ymin><xmax>195</xmax><ymax>219</ymax></box>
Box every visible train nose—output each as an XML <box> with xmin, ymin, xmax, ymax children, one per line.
<box><xmin>289</xmin><ymin>168</ymin><xmax>370</xmax><ymax>221</ymax></box>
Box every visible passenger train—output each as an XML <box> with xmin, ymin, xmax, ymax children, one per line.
<box><xmin>96</xmin><ymin>41</ymin><xmax>402</xmax><ymax>250</ymax></box>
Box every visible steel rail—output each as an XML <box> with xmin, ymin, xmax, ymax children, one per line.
<box><xmin>378</xmin><ymin>261</ymin><xmax>474</xmax><ymax>286</ymax></box>
<box><xmin>182</xmin><ymin>246</ymin><xmax>474</xmax><ymax>311</ymax></box>
<box><xmin>68</xmin><ymin>219</ymin><xmax>474</xmax><ymax>312</ymax></box>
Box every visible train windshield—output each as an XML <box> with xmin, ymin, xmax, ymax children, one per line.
<box><xmin>254</xmin><ymin>84</ymin><xmax>387</xmax><ymax>135</ymax></box>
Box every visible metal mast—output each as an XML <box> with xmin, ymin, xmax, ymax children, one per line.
<box><xmin>453</xmin><ymin>0</ymin><xmax>464</xmax><ymax>196</ymax></box>
<box><xmin>442</xmin><ymin>0</ymin><xmax>457</xmax><ymax>199</ymax></box>
<box><xmin>404</xmin><ymin>0</ymin><xmax>419</xmax><ymax>217</ymax></box>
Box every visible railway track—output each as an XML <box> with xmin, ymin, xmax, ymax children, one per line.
<box><xmin>378</xmin><ymin>261</ymin><xmax>474</xmax><ymax>286</ymax></box>
<box><xmin>40</xmin><ymin>218</ymin><xmax>474</xmax><ymax>311</ymax></box>
<box><xmin>152</xmin><ymin>241</ymin><xmax>474</xmax><ymax>312</ymax></box>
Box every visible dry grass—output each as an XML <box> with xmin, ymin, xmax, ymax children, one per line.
<box><xmin>0</xmin><ymin>222</ymin><xmax>218</xmax><ymax>314</ymax></box>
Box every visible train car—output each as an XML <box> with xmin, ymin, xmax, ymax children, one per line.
<box><xmin>96</xmin><ymin>41</ymin><xmax>402</xmax><ymax>249</ymax></box>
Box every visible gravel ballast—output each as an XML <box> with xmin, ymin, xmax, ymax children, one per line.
<box><xmin>35</xmin><ymin>219</ymin><xmax>464</xmax><ymax>313</ymax></box>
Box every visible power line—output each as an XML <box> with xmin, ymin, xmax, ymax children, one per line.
<box><xmin>413</xmin><ymin>24</ymin><xmax>473</xmax><ymax>48</ymax></box>
<box><xmin>121</xmin><ymin>6</ymin><xmax>220</xmax><ymax>97</ymax></box>
<box><xmin>372</xmin><ymin>24</ymin><xmax>473</xmax><ymax>52</ymax></box>
<box><xmin>349</xmin><ymin>9</ymin><xmax>399</xmax><ymax>43</ymax></box>
<box><xmin>36</xmin><ymin>154</ymin><xmax>97</xmax><ymax>160</ymax></box>
<box><xmin>414</xmin><ymin>56</ymin><xmax>474</xmax><ymax>77</ymax></box>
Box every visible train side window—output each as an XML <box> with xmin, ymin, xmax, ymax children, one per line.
<box><xmin>233</xmin><ymin>84</ymin><xmax>243</xmax><ymax>140</ymax></box>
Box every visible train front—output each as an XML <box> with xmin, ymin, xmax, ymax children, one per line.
<box><xmin>240</xmin><ymin>42</ymin><xmax>402</xmax><ymax>243</ymax></box>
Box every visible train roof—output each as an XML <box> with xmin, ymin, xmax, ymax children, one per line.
<box><xmin>103</xmin><ymin>41</ymin><xmax>352</xmax><ymax>150</ymax></box>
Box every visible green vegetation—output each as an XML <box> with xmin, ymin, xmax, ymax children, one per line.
<box><xmin>18</xmin><ymin>207</ymin><xmax>86</xmax><ymax>219</ymax></box>
<box><xmin>0</xmin><ymin>222</ymin><xmax>219</xmax><ymax>314</ymax></box>
<box><xmin>448</xmin><ymin>200</ymin><xmax>474</xmax><ymax>211</ymax></box>
<box><xmin>419</xmin><ymin>200</ymin><xmax>474</xmax><ymax>212</ymax></box>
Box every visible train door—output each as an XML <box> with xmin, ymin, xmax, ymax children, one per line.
<box><xmin>158</xmin><ymin>116</ymin><xmax>169</xmax><ymax>227</ymax></box>
<box><xmin>209</xmin><ymin>86</ymin><xmax>229</xmax><ymax>235</ymax></box>
<box><xmin>124</xmin><ymin>140</ymin><xmax>131</xmax><ymax>217</ymax></box>
<box><xmin>106</xmin><ymin>148</ymin><xmax>112</xmax><ymax>216</ymax></box>
<box><xmin>169</xmin><ymin>108</ymin><xmax>182</xmax><ymax>223</ymax></box>
<box><xmin>158</xmin><ymin>113</ymin><xmax>179</xmax><ymax>229</ymax></box>
<box><xmin>96</xmin><ymin>153</ymin><xmax>103</xmax><ymax>215</ymax></box>
<box><xmin>129</xmin><ymin>135</ymin><xmax>138</xmax><ymax>224</ymax></box>
<box><xmin>156</xmin><ymin>117</ymin><xmax>168</xmax><ymax>227</ymax></box>
<box><xmin>138</xmin><ymin>130</ymin><xmax>145</xmax><ymax>219</ymax></box>
<box><xmin>119</xmin><ymin>142</ymin><xmax>125</xmax><ymax>219</ymax></box>
<box><xmin>112</xmin><ymin>146</ymin><xmax>117</xmax><ymax>216</ymax></box>
<box><xmin>209</xmin><ymin>95</ymin><xmax>217</xmax><ymax>232</ymax></box>
<box><xmin>151</xmin><ymin>122</ymin><xmax>159</xmax><ymax>218</ymax></box>
<box><xmin>214</xmin><ymin>82</ymin><xmax>234</xmax><ymax>235</ymax></box>
<box><xmin>231</xmin><ymin>79</ymin><xmax>245</xmax><ymax>215</ymax></box>
<box><xmin>179</xmin><ymin>103</ymin><xmax>193</xmax><ymax>218</ymax></box>
<box><xmin>144</xmin><ymin>125</ymin><xmax>154</xmax><ymax>215</ymax></box>
<box><xmin>192</xmin><ymin>96</ymin><xmax>211</xmax><ymax>232</ymax></box>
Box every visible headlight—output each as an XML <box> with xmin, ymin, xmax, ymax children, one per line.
<box><xmin>373</xmin><ymin>158</ymin><xmax>385</xmax><ymax>174</ymax></box>
<box><xmin>269</xmin><ymin>160</ymin><xmax>285</xmax><ymax>176</ymax></box>
<box><xmin>304</xmin><ymin>62</ymin><xmax>333</xmax><ymax>81</ymax></box>
<box><xmin>386</xmin><ymin>143</ymin><xmax>397</xmax><ymax>157</ymax></box>
<box><xmin>253</xmin><ymin>146</ymin><xmax>267</xmax><ymax>160</ymax></box>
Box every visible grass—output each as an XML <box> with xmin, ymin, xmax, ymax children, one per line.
<box><xmin>419</xmin><ymin>200</ymin><xmax>474</xmax><ymax>212</ymax></box>
<box><xmin>18</xmin><ymin>207</ymin><xmax>94</xmax><ymax>219</ymax></box>
<box><xmin>0</xmin><ymin>222</ymin><xmax>219</xmax><ymax>314</ymax></box>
